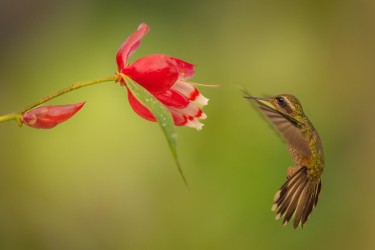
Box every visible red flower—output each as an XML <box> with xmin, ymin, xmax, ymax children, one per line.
<box><xmin>116</xmin><ymin>23</ymin><xmax>208</xmax><ymax>130</ymax></box>
<box><xmin>21</xmin><ymin>102</ymin><xmax>85</xmax><ymax>129</ymax></box>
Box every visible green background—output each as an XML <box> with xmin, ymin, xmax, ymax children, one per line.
<box><xmin>1</xmin><ymin>0</ymin><xmax>374</xmax><ymax>249</ymax></box>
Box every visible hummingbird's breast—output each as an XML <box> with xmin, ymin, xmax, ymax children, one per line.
<box><xmin>288</xmin><ymin>146</ymin><xmax>309</xmax><ymax>167</ymax></box>
<box><xmin>288</xmin><ymin>143</ymin><xmax>324</xmax><ymax>181</ymax></box>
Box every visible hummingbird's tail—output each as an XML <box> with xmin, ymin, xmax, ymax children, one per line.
<box><xmin>272</xmin><ymin>166</ymin><xmax>321</xmax><ymax>228</ymax></box>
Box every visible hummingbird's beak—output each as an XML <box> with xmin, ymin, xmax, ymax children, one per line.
<box><xmin>244</xmin><ymin>96</ymin><xmax>271</xmax><ymax>104</ymax></box>
<box><xmin>244</xmin><ymin>96</ymin><xmax>275</xmax><ymax>109</ymax></box>
<box><xmin>244</xmin><ymin>96</ymin><xmax>268</xmax><ymax>101</ymax></box>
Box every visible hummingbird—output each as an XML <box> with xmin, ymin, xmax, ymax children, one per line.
<box><xmin>244</xmin><ymin>93</ymin><xmax>325</xmax><ymax>228</ymax></box>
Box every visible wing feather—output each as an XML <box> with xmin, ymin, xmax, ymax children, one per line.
<box><xmin>256</xmin><ymin>101</ymin><xmax>311</xmax><ymax>157</ymax></box>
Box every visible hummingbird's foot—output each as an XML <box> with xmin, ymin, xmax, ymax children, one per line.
<box><xmin>287</xmin><ymin>166</ymin><xmax>301</xmax><ymax>179</ymax></box>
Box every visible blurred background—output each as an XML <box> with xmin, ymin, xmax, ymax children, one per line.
<box><xmin>1</xmin><ymin>0</ymin><xmax>374</xmax><ymax>249</ymax></box>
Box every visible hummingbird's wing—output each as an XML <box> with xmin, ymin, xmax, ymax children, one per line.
<box><xmin>254</xmin><ymin>100</ymin><xmax>311</xmax><ymax>157</ymax></box>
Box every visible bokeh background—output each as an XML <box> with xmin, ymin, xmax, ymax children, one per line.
<box><xmin>1</xmin><ymin>0</ymin><xmax>375</xmax><ymax>249</ymax></box>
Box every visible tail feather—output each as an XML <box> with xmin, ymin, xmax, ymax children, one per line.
<box><xmin>272</xmin><ymin>166</ymin><xmax>321</xmax><ymax>228</ymax></box>
<box><xmin>292</xmin><ymin>181</ymin><xmax>310</xmax><ymax>227</ymax></box>
<box><xmin>283</xmin><ymin>180</ymin><xmax>308</xmax><ymax>225</ymax></box>
<box><xmin>315</xmin><ymin>180</ymin><xmax>322</xmax><ymax>206</ymax></box>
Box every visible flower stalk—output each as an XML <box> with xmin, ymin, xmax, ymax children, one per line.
<box><xmin>0</xmin><ymin>75</ymin><xmax>119</xmax><ymax>126</ymax></box>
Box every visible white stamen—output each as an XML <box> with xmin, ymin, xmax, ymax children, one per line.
<box><xmin>187</xmin><ymin>81</ymin><xmax>221</xmax><ymax>88</ymax></box>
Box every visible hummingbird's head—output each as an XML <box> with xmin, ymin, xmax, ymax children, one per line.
<box><xmin>245</xmin><ymin>94</ymin><xmax>305</xmax><ymax>119</ymax></box>
<box><xmin>267</xmin><ymin>94</ymin><xmax>304</xmax><ymax>118</ymax></box>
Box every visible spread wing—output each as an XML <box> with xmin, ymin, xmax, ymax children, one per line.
<box><xmin>254</xmin><ymin>100</ymin><xmax>311</xmax><ymax>157</ymax></box>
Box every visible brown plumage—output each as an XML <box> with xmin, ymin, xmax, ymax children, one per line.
<box><xmin>245</xmin><ymin>94</ymin><xmax>325</xmax><ymax>228</ymax></box>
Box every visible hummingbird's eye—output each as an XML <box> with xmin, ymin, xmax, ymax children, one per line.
<box><xmin>276</xmin><ymin>97</ymin><xmax>286</xmax><ymax>106</ymax></box>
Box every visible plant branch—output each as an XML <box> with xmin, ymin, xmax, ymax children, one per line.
<box><xmin>0</xmin><ymin>74</ymin><xmax>120</xmax><ymax>125</ymax></box>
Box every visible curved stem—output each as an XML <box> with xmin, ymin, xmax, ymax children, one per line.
<box><xmin>0</xmin><ymin>74</ymin><xmax>120</xmax><ymax>125</ymax></box>
<box><xmin>0</xmin><ymin>113</ymin><xmax>19</xmax><ymax>123</ymax></box>
<box><xmin>19</xmin><ymin>75</ymin><xmax>118</xmax><ymax>113</ymax></box>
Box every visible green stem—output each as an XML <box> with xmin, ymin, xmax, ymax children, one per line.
<box><xmin>0</xmin><ymin>74</ymin><xmax>120</xmax><ymax>125</ymax></box>
<box><xmin>0</xmin><ymin>113</ymin><xmax>19</xmax><ymax>123</ymax></box>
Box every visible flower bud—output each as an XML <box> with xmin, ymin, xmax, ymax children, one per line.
<box><xmin>21</xmin><ymin>102</ymin><xmax>85</xmax><ymax>129</ymax></box>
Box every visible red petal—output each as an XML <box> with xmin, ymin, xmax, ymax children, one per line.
<box><xmin>127</xmin><ymin>89</ymin><xmax>156</xmax><ymax>122</ymax></box>
<box><xmin>155</xmin><ymin>89</ymin><xmax>189</xmax><ymax>108</ymax></box>
<box><xmin>127</xmin><ymin>89</ymin><xmax>189</xmax><ymax>126</ymax></box>
<box><xmin>169</xmin><ymin>109</ymin><xmax>188</xmax><ymax>126</ymax></box>
<box><xmin>22</xmin><ymin>102</ymin><xmax>85</xmax><ymax>129</ymax></box>
<box><xmin>122</xmin><ymin>54</ymin><xmax>179</xmax><ymax>94</ymax></box>
<box><xmin>116</xmin><ymin>23</ymin><xmax>150</xmax><ymax>70</ymax></box>
<box><xmin>167</xmin><ymin>57</ymin><xmax>195</xmax><ymax>79</ymax></box>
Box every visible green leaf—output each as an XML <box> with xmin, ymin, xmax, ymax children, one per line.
<box><xmin>124</xmin><ymin>75</ymin><xmax>189</xmax><ymax>188</ymax></box>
